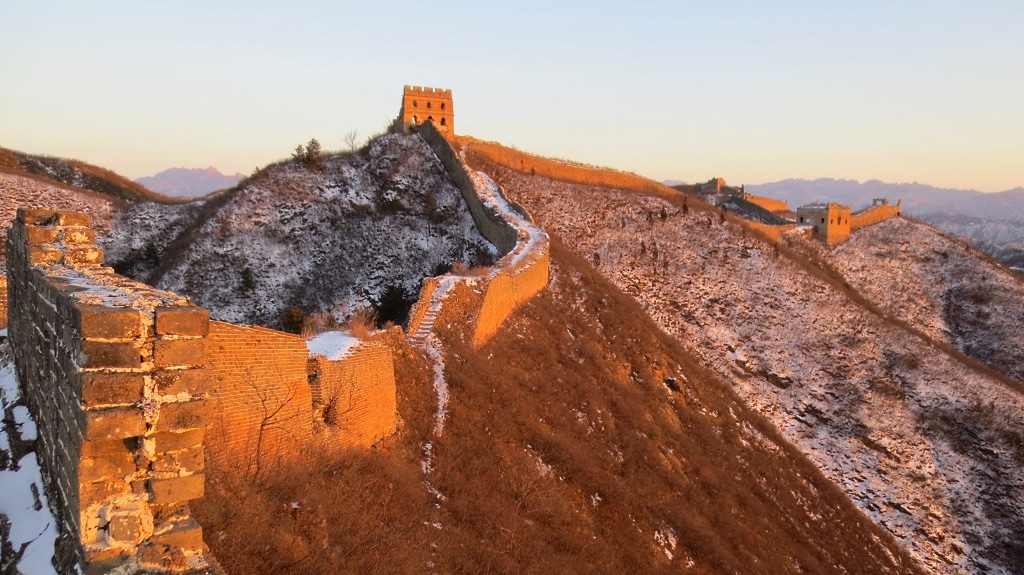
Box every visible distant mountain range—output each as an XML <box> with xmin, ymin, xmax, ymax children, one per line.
<box><xmin>136</xmin><ymin>167</ymin><xmax>244</xmax><ymax>198</ymax></box>
<box><xmin>745</xmin><ymin>178</ymin><xmax>1024</xmax><ymax>222</ymax></box>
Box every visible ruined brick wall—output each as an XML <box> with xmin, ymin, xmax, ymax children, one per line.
<box><xmin>6</xmin><ymin>209</ymin><xmax>218</xmax><ymax>574</ymax></box>
<box><xmin>307</xmin><ymin>341</ymin><xmax>396</xmax><ymax>449</ymax></box>
<box><xmin>851</xmin><ymin>202</ymin><xmax>901</xmax><ymax>230</ymax></box>
<box><xmin>474</xmin><ymin>240</ymin><xmax>550</xmax><ymax>347</ymax></box>
<box><xmin>462</xmin><ymin>136</ymin><xmax>676</xmax><ymax>200</ymax></box>
<box><xmin>742</xmin><ymin>221</ymin><xmax>798</xmax><ymax>242</ymax></box>
<box><xmin>204</xmin><ymin>321</ymin><xmax>312</xmax><ymax>475</ymax></box>
<box><xmin>728</xmin><ymin>197</ymin><xmax>792</xmax><ymax>225</ymax></box>
<box><xmin>742</xmin><ymin>193</ymin><xmax>789</xmax><ymax>214</ymax></box>
<box><xmin>0</xmin><ymin>274</ymin><xmax>7</xmax><ymax>330</ymax></box>
<box><xmin>399</xmin><ymin>86</ymin><xmax>454</xmax><ymax>135</ymax></box>
<box><xmin>417</xmin><ymin>122</ymin><xmax>519</xmax><ymax>254</ymax></box>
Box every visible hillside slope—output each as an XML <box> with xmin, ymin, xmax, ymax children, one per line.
<box><xmin>0</xmin><ymin>146</ymin><xmax>183</xmax><ymax>204</ymax></box>
<box><xmin>472</xmin><ymin>154</ymin><xmax>1024</xmax><ymax>575</ymax></box>
<box><xmin>104</xmin><ymin>133</ymin><xmax>499</xmax><ymax>329</ymax></box>
<box><xmin>827</xmin><ymin>217</ymin><xmax>1024</xmax><ymax>383</ymax></box>
<box><xmin>195</xmin><ymin>241</ymin><xmax>921</xmax><ymax>575</ymax></box>
<box><xmin>0</xmin><ymin>173</ymin><xmax>116</xmax><ymax>265</ymax></box>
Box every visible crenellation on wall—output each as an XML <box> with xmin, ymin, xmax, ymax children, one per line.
<box><xmin>5</xmin><ymin>209</ymin><xmax>221</xmax><ymax>574</ymax></box>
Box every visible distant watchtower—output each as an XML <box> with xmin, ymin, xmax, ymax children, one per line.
<box><xmin>398</xmin><ymin>86</ymin><xmax>454</xmax><ymax>135</ymax></box>
<box><xmin>796</xmin><ymin>203</ymin><xmax>852</xmax><ymax>245</ymax></box>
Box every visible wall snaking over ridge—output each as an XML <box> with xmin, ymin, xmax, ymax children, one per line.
<box><xmin>852</xmin><ymin>202</ymin><xmax>902</xmax><ymax>230</ymax></box>
<box><xmin>6</xmin><ymin>209</ymin><xmax>220</xmax><ymax>575</ymax></box>
<box><xmin>415</xmin><ymin>122</ymin><xmax>550</xmax><ymax>348</ymax></box>
<box><xmin>417</xmin><ymin>122</ymin><xmax>518</xmax><ymax>254</ymax></box>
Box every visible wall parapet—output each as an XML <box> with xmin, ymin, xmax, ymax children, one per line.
<box><xmin>6</xmin><ymin>209</ymin><xmax>220</xmax><ymax>575</ymax></box>
<box><xmin>417</xmin><ymin>122</ymin><xmax>518</xmax><ymax>253</ymax></box>
<box><xmin>851</xmin><ymin>200</ymin><xmax>901</xmax><ymax>230</ymax></box>
<box><xmin>413</xmin><ymin>122</ymin><xmax>550</xmax><ymax>348</ymax></box>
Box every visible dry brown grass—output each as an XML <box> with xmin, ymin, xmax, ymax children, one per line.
<box><xmin>193</xmin><ymin>240</ymin><xmax>923</xmax><ymax>574</ymax></box>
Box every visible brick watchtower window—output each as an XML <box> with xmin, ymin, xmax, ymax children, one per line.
<box><xmin>427</xmin><ymin>102</ymin><xmax>432</xmax><ymax>109</ymax></box>
<box><xmin>441</xmin><ymin>103</ymin><xmax>445</xmax><ymax>110</ymax></box>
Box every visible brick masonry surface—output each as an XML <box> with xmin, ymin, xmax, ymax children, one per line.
<box><xmin>307</xmin><ymin>340</ymin><xmax>397</xmax><ymax>448</ymax></box>
<box><xmin>204</xmin><ymin>321</ymin><xmax>312</xmax><ymax>474</ymax></box>
<box><xmin>5</xmin><ymin>209</ymin><xmax>221</xmax><ymax>575</ymax></box>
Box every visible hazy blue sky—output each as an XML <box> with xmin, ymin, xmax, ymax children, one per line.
<box><xmin>2</xmin><ymin>1</ymin><xmax>1022</xmax><ymax>191</ymax></box>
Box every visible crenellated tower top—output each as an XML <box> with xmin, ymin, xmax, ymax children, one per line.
<box><xmin>398</xmin><ymin>85</ymin><xmax>454</xmax><ymax>135</ymax></box>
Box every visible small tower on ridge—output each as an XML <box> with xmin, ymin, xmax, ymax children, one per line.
<box><xmin>398</xmin><ymin>86</ymin><xmax>454</xmax><ymax>135</ymax></box>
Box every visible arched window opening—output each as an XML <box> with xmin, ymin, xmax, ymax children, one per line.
<box><xmin>441</xmin><ymin>103</ymin><xmax>446</xmax><ymax>110</ymax></box>
<box><xmin>412</xmin><ymin>115</ymin><xmax>418</xmax><ymax>124</ymax></box>
<box><xmin>427</xmin><ymin>116</ymin><xmax>434</xmax><ymax>123</ymax></box>
<box><xmin>821</xmin><ymin>218</ymin><xmax>825</xmax><ymax>224</ymax></box>
<box><xmin>427</xmin><ymin>102</ymin><xmax>432</xmax><ymax>109</ymax></box>
<box><xmin>440</xmin><ymin>117</ymin><xmax>447</xmax><ymax>126</ymax></box>
<box><xmin>799</xmin><ymin>216</ymin><xmax>804</xmax><ymax>223</ymax></box>
<box><xmin>413</xmin><ymin>100</ymin><xmax>418</xmax><ymax>107</ymax></box>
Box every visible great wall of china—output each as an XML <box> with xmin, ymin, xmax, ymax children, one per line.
<box><xmin>0</xmin><ymin>86</ymin><xmax>909</xmax><ymax>574</ymax></box>
<box><xmin>0</xmin><ymin>89</ymin><xmax>551</xmax><ymax>573</ymax></box>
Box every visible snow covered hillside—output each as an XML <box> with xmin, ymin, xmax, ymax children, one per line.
<box><xmin>481</xmin><ymin>162</ymin><xmax>1024</xmax><ymax>575</ymax></box>
<box><xmin>829</xmin><ymin>218</ymin><xmax>1024</xmax><ymax>383</ymax></box>
<box><xmin>101</xmin><ymin>133</ymin><xmax>498</xmax><ymax>329</ymax></box>
<box><xmin>0</xmin><ymin>174</ymin><xmax>116</xmax><ymax>265</ymax></box>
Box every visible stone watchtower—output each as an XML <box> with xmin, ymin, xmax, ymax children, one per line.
<box><xmin>398</xmin><ymin>86</ymin><xmax>454</xmax><ymax>135</ymax></box>
<box><xmin>796</xmin><ymin>203</ymin><xmax>852</xmax><ymax>245</ymax></box>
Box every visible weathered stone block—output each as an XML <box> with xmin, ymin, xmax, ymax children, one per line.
<box><xmin>154</xmin><ymin>338</ymin><xmax>206</xmax><ymax>368</ymax></box>
<box><xmin>155</xmin><ymin>307</ymin><xmax>210</xmax><ymax>337</ymax></box>
<box><xmin>58</xmin><ymin>226</ymin><xmax>97</xmax><ymax>244</ymax></box>
<box><xmin>82</xmin><ymin>407</ymin><xmax>146</xmax><ymax>441</ymax></box>
<box><xmin>81</xmin><ymin>341</ymin><xmax>142</xmax><ymax>369</ymax></box>
<box><xmin>27</xmin><ymin>245</ymin><xmax>62</xmax><ymax>265</ymax></box>
<box><xmin>81</xmin><ymin>373</ymin><xmax>145</xmax><ymax>408</ymax></box>
<box><xmin>148</xmin><ymin>473</ymin><xmax>205</xmax><ymax>504</ymax></box>
<box><xmin>79</xmin><ymin>453</ymin><xmax>135</xmax><ymax>482</ymax></box>
<box><xmin>152</xmin><ymin>445</ymin><xmax>205</xmax><ymax>474</ymax></box>
<box><xmin>80</xmin><ymin>438</ymin><xmax>134</xmax><ymax>458</ymax></box>
<box><xmin>107</xmin><ymin>515</ymin><xmax>143</xmax><ymax>543</ymax></box>
<box><xmin>58</xmin><ymin>211</ymin><xmax>92</xmax><ymax>226</ymax></box>
<box><xmin>154</xmin><ymin>368</ymin><xmax>209</xmax><ymax>396</ymax></box>
<box><xmin>152</xmin><ymin>429</ymin><xmax>204</xmax><ymax>453</ymax></box>
<box><xmin>64</xmin><ymin>245</ymin><xmax>104</xmax><ymax>265</ymax></box>
<box><xmin>25</xmin><ymin>225</ymin><xmax>59</xmax><ymax>244</ymax></box>
<box><xmin>156</xmin><ymin>400</ymin><xmax>211</xmax><ymax>432</ymax></box>
<box><xmin>80</xmin><ymin>480</ymin><xmax>130</xmax><ymax>507</ymax></box>
<box><xmin>83</xmin><ymin>547</ymin><xmax>130</xmax><ymax>575</ymax></box>
<box><xmin>78</xmin><ymin>305</ymin><xmax>142</xmax><ymax>339</ymax></box>
<box><xmin>137</xmin><ymin>542</ymin><xmax>193</xmax><ymax>572</ymax></box>
<box><xmin>150</xmin><ymin>517</ymin><xmax>204</xmax><ymax>551</ymax></box>
<box><xmin>17</xmin><ymin>208</ymin><xmax>59</xmax><ymax>225</ymax></box>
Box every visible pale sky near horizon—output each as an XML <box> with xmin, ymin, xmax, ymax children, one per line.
<box><xmin>1</xmin><ymin>1</ymin><xmax>1022</xmax><ymax>192</ymax></box>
